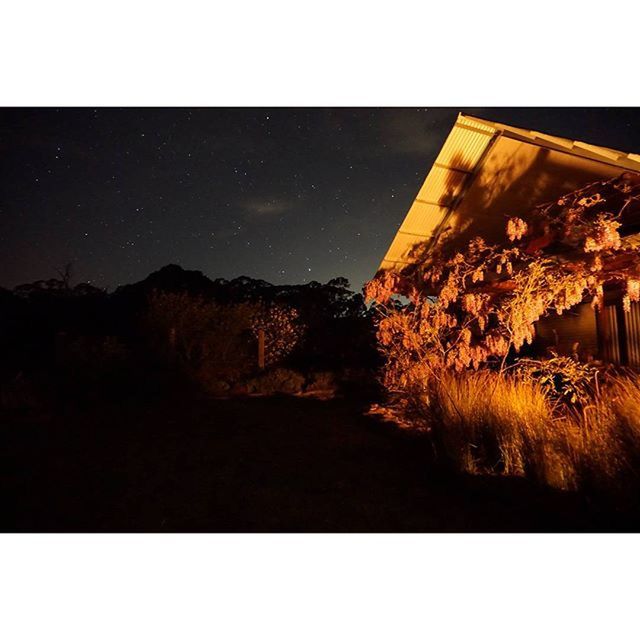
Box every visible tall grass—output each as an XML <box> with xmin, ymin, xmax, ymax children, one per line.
<box><xmin>423</xmin><ymin>370</ymin><xmax>640</xmax><ymax>494</ymax></box>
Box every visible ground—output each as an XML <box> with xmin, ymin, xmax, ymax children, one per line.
<box><xmin>1</xmin><ymin>392</ymin><xmax>636</xmax><ymax>532</ymax></box>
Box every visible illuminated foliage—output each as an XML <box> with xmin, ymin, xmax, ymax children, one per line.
<box><xmin>144</xmin><ymin>291</ymin><xmax>256</xmax><ymax>371</ymax></box>
<box><xmin>366</xmin><ymin>173</ymin><xmax>640</xmax><ymax>389</ymax></box>
<box><xmin>145</xmin><ymin>291</ymin><xmax>305</xmax><ymax>374</ymax></box>
<box><xmin>515</xmin><ymin>351</ymin><xmax>597</xmax><ymax>406</ymax></box>
<box><xmin>250</xmin><ymin>303</ymin><xmax>304</xmax><ymax>367</ymax></box>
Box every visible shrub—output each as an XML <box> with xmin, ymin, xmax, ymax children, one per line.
<box><xmin>61</xmin><ymin>335</ymin><xmax>128</xmax><ymax>369</ymax></box>
<box><xmin>0</xmin><ymin>373</ymin><xmax>41</xmax><ymax>411</ymax></box>
<box><xmin>144</xmin><ymin>291</ymin><xmax>256</xmax><ymax>375</ymax></box>
<box><xmin>304</xmin><ymin>371</ymin><xmax>337</xmax><ymax>393</ymax></box>
<box><xmin>250</xmin><ymin>303</ymin><xmax>303</xmax><ymax>367</ymax></box>
<box><xmin>144</xmin><ymin>292</ymin><xmax>306</xmax><ymax>393</ymax></box>
<box><xmin>515</xmin><ymin>351</ymin><xmax>598</xmax><ymax>406</ymax></box>
<box><xmin>58</xmin><ymin>335</ymin><xmax>130</xmax><ymax>389</ymax></box>
<box><xmin>246</xmin><ymin>368</ymin><xmax>306</xmax><ymax>395</ymax></box>
<box><xmin>192</xmin><ymin>369</ymin><xmax>231</xmax><ymax>397</ymax></box>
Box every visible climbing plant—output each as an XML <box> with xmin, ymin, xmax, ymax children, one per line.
<box><xmin>365</xmin><ymin>173</ymin><xmax>640</xmax><ymax>392</ymax></box>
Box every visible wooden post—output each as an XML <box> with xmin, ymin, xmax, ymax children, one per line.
<box><xmin>258</xmin><ymin>329</ymin><xmax>265</xmax><ymax>369</ymax></box>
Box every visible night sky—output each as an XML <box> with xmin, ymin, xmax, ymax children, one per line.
<box><xmin>2</xmin><ymin>107</ymin><xmax>640</xmax><ymax>293</ymax></box>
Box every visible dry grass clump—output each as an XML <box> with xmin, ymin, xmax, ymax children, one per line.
<box><xmin>421</xmin><ymin>370</ymin><xmax>640</xmax><ymax>494</ymax></box>
<box><xmin>609</xmin><ymin>376</ymin><xmax>640</xmax><ymax>444</ymax></box>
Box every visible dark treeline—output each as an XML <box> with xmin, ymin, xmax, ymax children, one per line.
<box><xmin>0</xmin><ymin>264</ymin><xmax>380</xmax><ymax>406</ymax></box>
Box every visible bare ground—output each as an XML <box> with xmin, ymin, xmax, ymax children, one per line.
<box><xmin>1</xmin><ymin>393</ymin><xmax>636</xmax><ymax>532</ymax></box>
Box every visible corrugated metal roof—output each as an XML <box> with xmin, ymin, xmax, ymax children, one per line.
<box><xmin>465</xmin><ymin>114</ymin><xmax>640</xmax><ymax>170</ymax></box>
<box><xmin>378</xmin><ymin>113</ymin><xmax>640</xmax><ymax>273</ymax></box>
<box><xmin>378</xmin><ymin>114</ymin><xmax>498</xmax><ymax>271</ymax></box>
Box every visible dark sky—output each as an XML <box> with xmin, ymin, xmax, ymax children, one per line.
<box><xmin>2</xmin><ymin>107</ymin><xmax>639</xmax><ymax>292</ymax></box>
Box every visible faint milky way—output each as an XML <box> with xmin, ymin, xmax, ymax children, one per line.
<box><xmin>1</xmin><ymin>108</ymin><xmax>639</xmax><ymax>291</ymax></box>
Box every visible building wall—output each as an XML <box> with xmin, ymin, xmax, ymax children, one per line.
<box><xmin>534</xmin><ymin>300</ymin><xmax>640</xmax><ymax>368</ymax></box>
<box><xmin>534</xmin><ymin>302</ymin><xmax>599</xmax><ymax>361</ymax></box>
<box><xmin>597</xmin><ymin>304</ymin><xmax>622</xmax><ymax>365</ymax></box>
<box><xmin>626</xmin><ymin>302</ymin><xmax>640</xmax><ymax>368</ymax></box>
<box><xmin>448</xmin><ymin>137</ymin><xmax>627</xmax><ymax>247</ymax></box>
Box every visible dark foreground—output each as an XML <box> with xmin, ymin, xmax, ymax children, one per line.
<box><xmin>1</xmin><ymin>392</ymin><xmax>637</xmax><ymax>532</ymax></box>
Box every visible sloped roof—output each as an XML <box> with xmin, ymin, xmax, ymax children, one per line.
<box><xmin>379</xmin><ymin>113</ymin><xmax>640</xmax><ymax>272</ymax></box>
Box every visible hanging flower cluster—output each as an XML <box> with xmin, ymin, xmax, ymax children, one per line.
<box><xmin>584</xmin><ymin>218</ymin><xmax>622</xmax><ymax>252</ymax></box>
<box><xmin>506</xmin><ymin>217</ymin><xmax>528</xmax><ymax>242</ymax></box>
<box><xmin>365</xmin><ymin>172</ymin><xmax>640</xmax><ymax>388</ymax></box>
